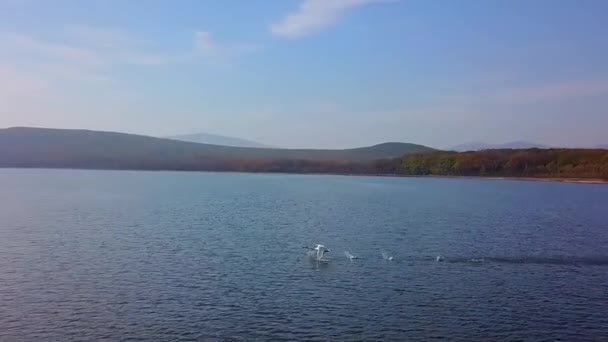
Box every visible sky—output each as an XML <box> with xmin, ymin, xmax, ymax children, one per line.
<box><xmin>1</xmin><ymin>0</ymin><xmax>607</xmax><ymax>149</ymax></box>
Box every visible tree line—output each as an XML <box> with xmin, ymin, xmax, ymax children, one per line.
<box><xmin>4</xmin><ymin>147</ymin><xmax>608</xmax><ymax>180</ymax></box>
<box><xmin>207</xmin><ymin>148</ymin><xmax>608</xmax><ymax>180</ymax></box>
<box><xmin>159</xmin><ymin>148</ymin><xmax>608</xmax><ymax>180</ymax></box>
<box><xmin>374</xmin><ymin>148</ymin><xmax>608</xmax><ymax>180</ymax></box>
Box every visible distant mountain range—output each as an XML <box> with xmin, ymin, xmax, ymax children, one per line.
<box><xmin>0</xmin><ymin>127</ymin><xmax>436</xmax><ymax>171</ymax></box>
<box><xmin>451</xmin><ymin>141</ymin><xmax>550</xmax><ymax>151</ymax></box>
<box><xmin>1</xmin><ymin>127</ymin><xmax>606</xmax><ymax>178</ymax></box>
<box><xmin>167</xmin><ymin>132</ymin><xmax>268</xmax><ymax>148</ymax></box>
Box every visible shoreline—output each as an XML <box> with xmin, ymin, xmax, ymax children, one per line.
<box><xmin>411</xmin><ymin>175</ymin><xmax>608</xmax><ymax>184</ymax></box>
<box><xmin>1</xmin><ymin>167</ymin><xmax>607</xmax><ymax>184</ymax></box>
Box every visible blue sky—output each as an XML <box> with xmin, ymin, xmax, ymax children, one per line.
<box><xmin>1</xmin><ymin>0</ymin><xmax>607</xmax><ymax>148</ymax></box>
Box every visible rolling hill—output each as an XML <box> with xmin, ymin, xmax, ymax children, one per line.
<box><xmin>166</xmin><ymin>132</ymin><xmax>268</xmax><ymax>148</ymax></box>
<box><xmin>0</xmin><ymin>127</ymin><xmax>436</xmax><ymax>171</ymax></box>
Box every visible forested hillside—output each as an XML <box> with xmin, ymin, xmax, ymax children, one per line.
<box><xmin>1</xmin><ymin>127</ymin><xmax>607</xmax><ymax>180</ymax></box>
<box><xmin>375</xmin><ymin>149</ymin><xmax>608</xmax><ymax>180</ymax></box>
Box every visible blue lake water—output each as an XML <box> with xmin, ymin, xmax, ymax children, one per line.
<box><xmin>1</xmin><ymin>169</ymin><xmax>607</xmax><ymax>341</ymax></box>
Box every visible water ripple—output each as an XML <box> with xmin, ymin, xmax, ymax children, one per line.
<box><xmin>0</xmin><ymin>170</ymin><xmax>607</xmax><ymax>341</ymax></box>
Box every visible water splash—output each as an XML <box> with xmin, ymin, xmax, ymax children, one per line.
<box><xmin>344</xmin><ymin>250</ymin><xmax>358</xmax><ymax>260</ymax></box>
<box><xmin>381</xmin><ymin>251</ymin><xmax>394</xmax><ymax>261</ymax></box>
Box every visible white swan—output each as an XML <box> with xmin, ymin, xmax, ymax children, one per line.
<box><xmin>306</xmin><ymin>244</ymin><xmax>331</xmax><ymax>262</ymax></box>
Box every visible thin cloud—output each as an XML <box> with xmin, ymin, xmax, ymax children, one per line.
<box><xmin>195</xmin><ymin>31</ymin><xmax>216</xmax><ymax>55</ymax></box>
<box><xmin>0</xmin><ymin>28</ymin><xmax>181</xmax><ymax>84</ymax></box>
<box><xmin>64</xmin><ymin>25</ymin><xmax>144</xmax><ymax>50</ymax></box>
<box><xmin>1</xmin><ymin>32</ymin><xmax>104</xmax><ymax>68</ymax></box>
<box><xmin>64</xmin><ymin>25</ymin><xmax>188</xmax><ymax>66</ymax></box>
<box><xmin>0</xmin><ymin>25</ymin><xmax>261</xmax><ymax>122</ymax></box>
<box><xmin>270</xmin><ymin>0</ymin><xmax>391</xmax><ymax>39</ymax></box>
<box><xmin>0</xmin><ymin>26</ymin><xmax>257</xmax><ymax>87</ymax></box>
<box><xmin>195</xmin><ymin>30</ymin><xmax>261</xmax><ymax>60</ymax></box>
<box><xmin>0</xmin><ymin>32</ymin><xmax>112</xmax><ymax>87</ymax></box>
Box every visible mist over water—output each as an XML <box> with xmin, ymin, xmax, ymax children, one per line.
<box><xmin>1</xmin><ymin>169</ymin><xmax>607</xmax><ymax>341</ymax></box>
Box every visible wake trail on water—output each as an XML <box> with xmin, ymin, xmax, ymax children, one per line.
<box><xmin>433</xmin><ymin>256</ymin><xmax>608</xmax><ymax>266</ymax></box>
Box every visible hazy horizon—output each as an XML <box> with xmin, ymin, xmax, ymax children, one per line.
<box><xmin>1</xmin><ymin>0</ymin><xmax>607</xmax><ymax>149</ymax></box>
<box><xmin>2</xmin><ymin>125</ymin><xmax>606</xmax><ymax>150</ymax></box>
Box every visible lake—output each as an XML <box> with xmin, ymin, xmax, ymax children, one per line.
<box><xmin>1</xmin><ymin>169</ymin><xmax>607</xmax><ymax>341</ymax></box>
